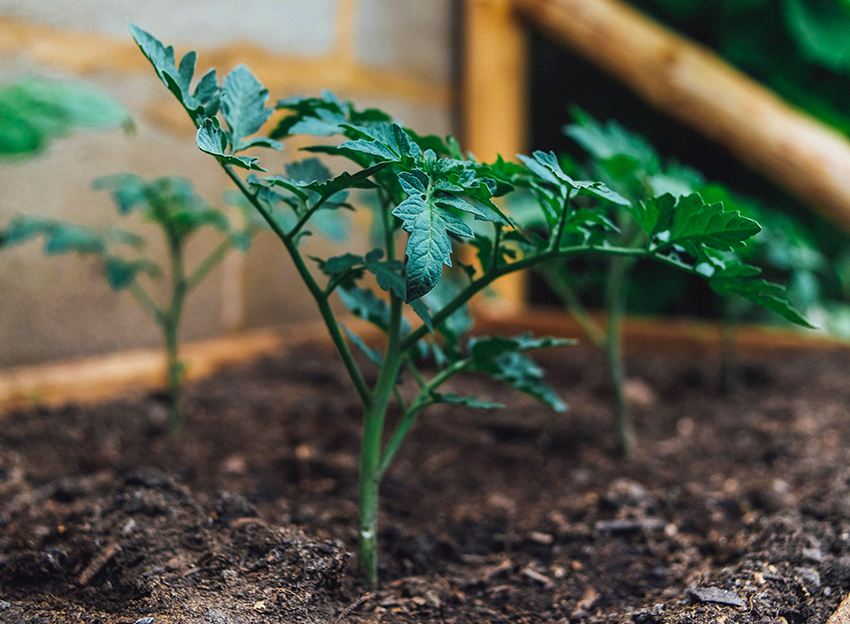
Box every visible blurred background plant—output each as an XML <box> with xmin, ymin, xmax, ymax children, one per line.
<box><xmin>517</xmin><ymin>108</ymin><xmax>848</xmax><ymax>453</ymax></box>
<box><xmin>1</xmin><ymin>175</ymin><xmax>266</xmax><ymax>436</ymax></box>
<box><xmin>0</xmin><ymin>77</ymin><xmax>131</xmax><ymax>159</ymax></box>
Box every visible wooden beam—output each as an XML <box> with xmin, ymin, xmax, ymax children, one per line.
<box><xmin>1</xmin><ymin>312</ymin><xmax>840</xmax><ymax>418</ymax></box>
<box><xmin>475</xmin><ymin>307</ymin><xmax>843</xmax><ymax>356</ymax></box>
<box><xmin>0</xmin><ymin>17</ymin><xmax>451</xmax><ymax>109</ymax></box>
<box><xmin>514</xmin><ymin>0</ymin><xmax>850</xmax><ymax>231</ymax></box>
<box><xmin>462</xmin><ymin>0</ymin><xmax>529</xmax><ymax>310</ymax></box>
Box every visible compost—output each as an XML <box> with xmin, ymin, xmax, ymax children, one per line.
<box><xmin>1</xmin><ymin>338</ymin><xmax>849</xmax><ymax>623</ymax></box>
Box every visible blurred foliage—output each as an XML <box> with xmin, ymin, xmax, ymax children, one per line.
<box><xmin>0</xmin><ymin>77</ymin><xmax>132</xmax><ymax>158</ymax></box>
<box><xmin>529</xmin><ymin>110</ymin><xmax>850</xmax><ymax>337</ymax></box>
<box><xmin>633</xmin><ymin>0</ymin><xmax>850</xmax><ymax>133</ymax></box>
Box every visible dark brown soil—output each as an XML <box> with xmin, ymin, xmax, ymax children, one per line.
<box><xmin>1</xmin><ymin>337</ymin><xmax>849</xmax><ymax>623</ymax></box>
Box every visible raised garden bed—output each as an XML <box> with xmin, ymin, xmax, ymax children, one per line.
<box><xmin>1</xmin><ymin>314</ymin><xmax>849</xmax><ymax>623</ymax></box>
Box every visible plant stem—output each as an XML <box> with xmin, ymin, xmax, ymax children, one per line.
<box><xmin>538</xmin><ymin>264</ymin><xmax>606</xmax><ymax>348</ymax></box>
<box><xmin>221</xmin><ymin>164</ymin><xmax>372</xmax><ymax>407</ymax></box>
<box><xmin>129</xmin><ymin>281</ymin><xmax>165</xmax><ymax>324</ymax></box>
<box><xmin>605</xmin><ymin>253</ymin><xmax>633</xmax><ymax>456</ymax></box>
<box><xmin>358</xmin><ymin>293</ymin><xmax>404</xmax><ymax>588</ymax></box>
<box><xmin>164</xmin><ymin>233</ymin><xmax>188</xmax><ymax>438</ymax></box>
<box><xmin>378</xmin><ymin>359</ymin><xmax>467</xmax><ymax>477</ymax></box>
<box><xmin>186</xmin><ymin>239</ymin><xmax>232</xmax><ymax>292</ymax></box>
<box><xmin>400</xmin><ymin>244</ymin><xmax>647</xmax><ymax>353</ymax></box>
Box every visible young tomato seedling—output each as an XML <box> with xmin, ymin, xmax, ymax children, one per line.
<box><xmin>129</xmin><ymin>24</ymin><xmax>811</xmax><ymax>587</ymax></box>
<box><xmin>533</xmin><ymin>111</ymin><xmax>820</xmax><ymax>453</ymax></box>
<box><xmin>0</xmin><ymin>175</ymin><xmax>264</xmax><ymax>436</ymax></box>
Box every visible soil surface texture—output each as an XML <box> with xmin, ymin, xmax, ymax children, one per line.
<box><xmin>1</xmin><ymin>339</ymin><xmax>849</xmax><ymax>623</ymax></box>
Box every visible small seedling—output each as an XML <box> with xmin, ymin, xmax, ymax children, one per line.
<box><xmin>530</xmin><ymin>110</ymin><xmax>819</xmax><ymax>453</ymax></box>
<box><xmin>0</xmin><ymin>175</ymin><xmax>264</xmax><ymax>436</ymax></box>
<box><xmin>129</xmin><ymin>24</ymin><xmax>811</xmax><ymax>586</ymax></box>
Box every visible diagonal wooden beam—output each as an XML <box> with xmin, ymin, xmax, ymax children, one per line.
<box><xmin>514</xmin><ymin>0</ymin><xmax>850</xmax><ymax>231</ymax></box>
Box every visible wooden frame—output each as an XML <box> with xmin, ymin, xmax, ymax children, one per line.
<box><xmin>462</xmin><ymin>0</ymin><xmax>850</xmax><ymax>297</ymax></box>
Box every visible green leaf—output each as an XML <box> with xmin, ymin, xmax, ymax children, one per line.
<box><xmin>360</xmin><ymin>249</ymin><xmax>433</xmax><ymax>332</ymax></box>
<box><xmin>196</xmin><ymin>118</ymin><xmax>265</xmax><ymax>170</ymax></box>
<box><xmin>321</xmin><ymin>253</ymin><xmax>365</xmax><ymax>275</ymax></box>
<box><xmin>392</xmin><ymin>170</ymin><xmax>482</xmax><ymax>302</ymax></box>
<box><xmin>564</xmin><ymin>108</ymin><xmax>657</xmax><ymax>167</ymax></box>
<box><xmin>474</xmin><ymin>350</ymin><xmax>567</xmax><ymax>412</ymax></box>
<box><xmin>708</xmin><ymin>261</ymin><xmax>815</xmax><ymax>328</ymax></box>
<box><xmin>303</xmin><ymin>163</ymin><xmax>387</xmax><ymax>198</ymax></box>
<box><xmin>466</xmin><ymin>334</ymin><xmax>573</xmax><ymax>412</ymax></box>
<box><xmin>337</xmin><ymin>285</ymin><xmax>390</xmax><ymax>330</ymax></box>
<box><xmin>661</xmin><ymin>194</ymin><xmax>761</xmax><ymax>251</ymax></box>
<box><xmin>93</xmin><ymin>174</ymin><xmax>149</xmax><ymax>214</ymax></box>
<box><xmin>431</xmin><ymin>393</ymin><xmax>504</xmax><ymax>409</ymax></box>
<box><xmin>339</xmin><ymin>122</ymin><xmax>420</xmax><ymax>163</ymax></box>
<box><xmin>342</xmin><ymin>324</ymin><xmax>383</xmax><ymax>367</ymax></box>
<box><xmin>518</xmin><ymin>151</ymin><xmax>630</xmax><ymax>205</ymax></box>
<box><xmin>128</xmin><ymin>22</ymin><xmax>177</xmax><ymax>89</ymax></box>
<box><xmin>632</xmin><ymin>193</ymin><xmax>676</xmax><ymax>236</ymax></box>
<box><xmin>221</xmin><ymin>64</ymin><xmax>275</xmax><ymax>152</ymax></box>
<box><xmin>468</xmin><ymin>334</ymin><xmax>574</xmax><ymax>362</ymax></box>
<box><xmin>103</xmin><ymin>256</ymin><xmax>160</xmax><ymax>290</ymax></box>
<box><xmin>129</xmin><ymin>23</ymin><xmax>219</xmax><ymax>123</ymax></box>
<box><xmin>0</xmin><ymin>78</ymin><xmax>131</xmax><ymax>157</ymax></box>
<box><xmin>784</xmin><ymin>0</ymin><xmax>850</xmax><ymax>71</ymax></box>
<box><xmin>43</xmin><ymin>224</ymin><xmax>105</xmax><ymax>255</ymax></box>
<box><xmin>0</xmin><ymin>216</ymin><xmax>58</xmax><ymax>248</ymax></box>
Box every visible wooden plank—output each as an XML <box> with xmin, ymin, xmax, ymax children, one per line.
<box><xmin>462</xmin><ymin>0</ymin><xmax>529</xmax><ymax>310</ymax></box>
<box><xmin>2</xmin><ymin>310</ymin><xmax>843</xmax><ymax>419</ymax></box>
<box><xmin>514</xmin><ymin>0</ymin><xmax>850</xmax><ymax>231</ymax></box>
<box><xmin>474</xmin><ymin>307</ymin><xmax>847</xmax><ymax>355</ymax></box>
<box><xmin>0</xmin><ymin>17</ymin><xmax>451</xmax><ymax>109</ymax></box>
<box><xmin>0</xmin><ymin>326</ymin><xmax>293</xmax><ymax>414</ymax></box>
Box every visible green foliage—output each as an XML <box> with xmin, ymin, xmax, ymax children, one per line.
<box><xmin>632</xmin><ymin>0</ymin><xmax>850</xmax><ymax>133</ymax></box>
<box><xmin>129</xmin><ymin>24</ymin><xmax>811</xmax><ymax>586</ymax></box>
<box><xmin>1</xmin><ymin>174</ymin><xmax>264</xmax><ymax>437</ymax></box>
<box><xmin>0</xmin><ymin>77</ymin><xmax>131</xmax><ymax>158</ymax></box>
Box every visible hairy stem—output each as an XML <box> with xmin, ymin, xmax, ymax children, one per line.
<box><xmin>358</xmin><ymin>294</ymin><xmax>404</xmax><ymax>588</ymax></box>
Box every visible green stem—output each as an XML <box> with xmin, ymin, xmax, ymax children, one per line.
<box><xmin>378</xmin><ymin>358</ymin><xmax>467</xmax><ymax>477</ymax></box>
<box><xmin>549</xmin><ymin>189</ymin><xmax>573</xmax><ymax>253</ymax></box>
<box><xmin>400</xmin><ymin>244</ymin><xmax>647</xmax><ymax>353</ymax></box>
<box><xmin>289</xmin><ymin>193</ymin><xmax>331</xmax><ymax>240</ymax></box>
<box><xmin>164</xmin><ymin>233</ymin><xmax>188</xmax><ymax>439</ymax></box>
<box><xmin>605</xmin><ymin>254</ymin><xmax>633</xmax><ymax>456</ymax></box>
<box><xmin>221</xmin><ymin>164</ymin><xmax>372</xmax><ymax>407</ymax></box>
<box><xmin>129</xmin><ymin>281</ymin><xmax>165</xmax><ymax>324</ymax></box>
<box><xmin>538</xmin><ymin>264</ymin><xmax>606</xmax><ymax>348</ymax></box>
<box><xmin>186</xmin><ymin>238</ymin><xmax>232</xmax><ymax>292</ymax></box>
<box><xmin>358</xmin><ymin>294</ymin><xmax>404</xmax><ymax>588</ymax></box>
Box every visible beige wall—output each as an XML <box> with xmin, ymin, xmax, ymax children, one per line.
<box><xmin>0</xmin><ymin>0</ymin><xmax>455</xmax><ymax>367</ymax></box>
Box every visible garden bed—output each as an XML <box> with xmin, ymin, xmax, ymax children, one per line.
<box><xmin>1</xmin><ymin>321</ymin><xmax>849</xmax><ymax>623</ymax></box>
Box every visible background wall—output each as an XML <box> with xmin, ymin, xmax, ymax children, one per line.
<box><xmin>0</xmin><ymin>0</ymin><xmax>456</xmax><ymax>367</ymax></box>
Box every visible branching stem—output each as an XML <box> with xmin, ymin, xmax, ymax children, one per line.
<box><xmin>221</xmin><ymin>164</ymin><xmax>372</xmax><ymax>407</ymax></box>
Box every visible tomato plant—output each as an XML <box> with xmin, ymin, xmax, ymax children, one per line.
<box><xmin>129</xmin><ymin>24</ymin><xmax>810</xmax><ymax>586</ymax></box>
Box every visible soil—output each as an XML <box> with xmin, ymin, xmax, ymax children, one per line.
<box><xmin>1</xmin><ymin>336</ymin><xmax>849</xmax><ymax>623</ymax></box>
